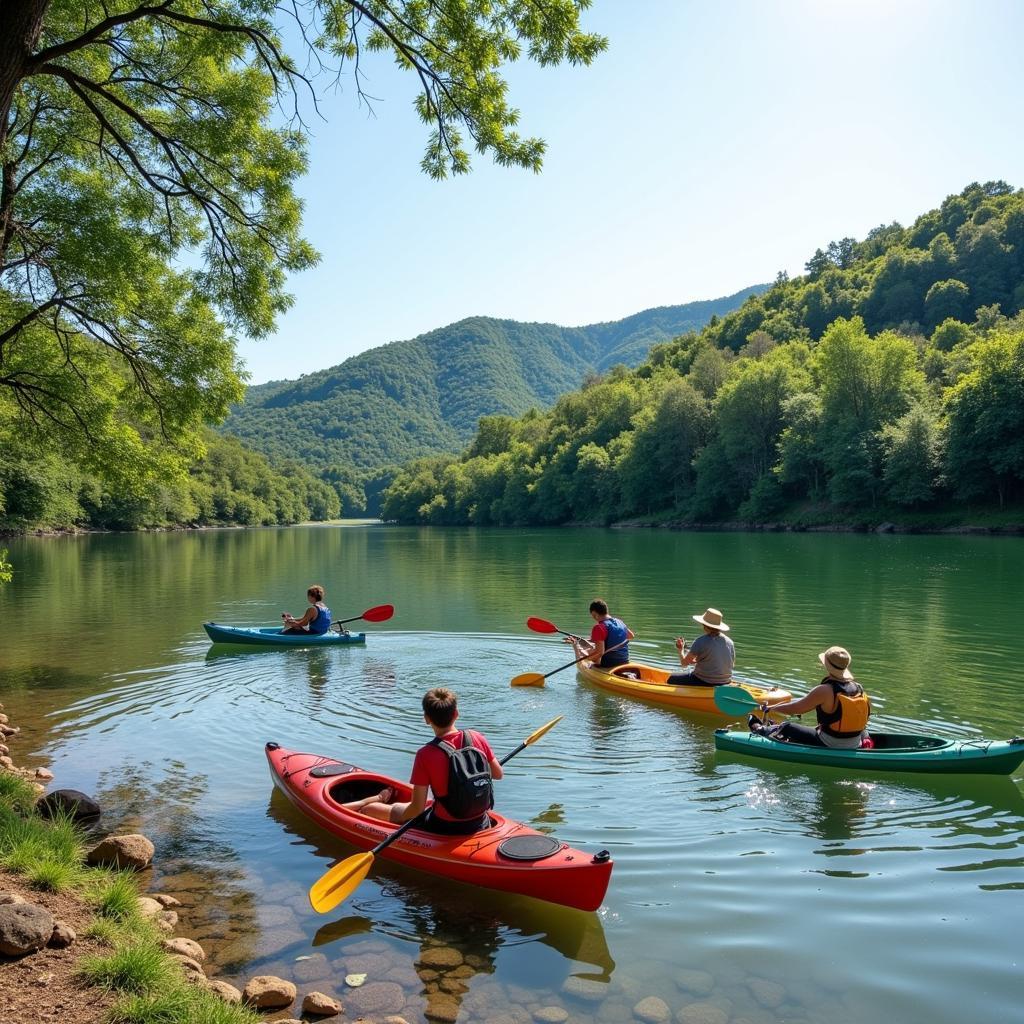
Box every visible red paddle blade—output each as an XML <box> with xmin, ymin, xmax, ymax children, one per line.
<box><xmin>361</xmin><ymin>604</ymin><xmax>394</xmax><ymax>623</ymax></box>
<box><xmin>527</xmin><ymin>617</ymin><xmax>559</xmax><ymax>634</ymax></box>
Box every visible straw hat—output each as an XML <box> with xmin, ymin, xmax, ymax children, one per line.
<box><xmin>692</xmin><ymin>608</ymin><xmax>730</xmax><ymax>632</ymax></box>
<box><xmin>819</xmin><ymin>646</ymin><xmax>853</xmax><ymax>681</ymax></box>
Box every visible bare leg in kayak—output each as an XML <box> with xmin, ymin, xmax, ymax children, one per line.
<box><xmin>343</xmin><ymin>787</ymin><xmax>395</xmax><ymax>818</ymax></box>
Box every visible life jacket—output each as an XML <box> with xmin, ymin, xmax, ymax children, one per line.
<box><xmin>307</xmin><ymin>604</ymin><xmax>331</xmax><ymax>635</ymax></box>
<box><xmin>598</xmin><ymin>617</ymin><xmax>630</xmax><ymax>666</ymax></box>
<box><xmin>816</xmin><ymin>678</ymin><xmax>870</xmax><ymax>738</ymax></box>
<box><xmin>431</xmin><ymin>731</ymin><xmax>494</xmax><ymax>820</ymax></box>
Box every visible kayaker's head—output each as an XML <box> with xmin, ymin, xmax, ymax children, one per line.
<box><xmin>589</xmin><ymin>599</ymin><xmax>609</xmax><ymax>622</ymax></box>
<box><xmin>307</xmin><ymin>584</ymin><xmax>325</xmax><ymax>604</ymax></box>
<box><xmin>692</xmin><ymin>607</ymin><xmax>729</xmax><ymax>636</ymax></box>
<box><xmin>423</xmin><ymin>687</ymin><xmax>459</xmax><ymax>733</ymax></box>
<box><xmin>819</xmin><ymin>646</ymin><xmax>854</xmax><ymax>681</ymax></box>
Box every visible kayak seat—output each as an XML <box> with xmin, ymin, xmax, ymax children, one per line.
<box><xmin>329</xmin><ymin>779</ymin><xmax>413</xmax><ymax>803</ymax></box>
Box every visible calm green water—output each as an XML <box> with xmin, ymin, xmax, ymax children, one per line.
<box><xmin>1</xmin><ymin>526</ymin><xmax>1022</xmax><ymax>1024</ymax></box>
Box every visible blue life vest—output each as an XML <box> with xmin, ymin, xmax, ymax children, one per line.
<box><xmin>599</xmin><ymin>616</ymin><xmax>629</xmax><ymax>666</ymax></box>
<box><xmin>308</xmin><ymin>604</ymin><xmax>332</xmax><ymax>635</ymax></box>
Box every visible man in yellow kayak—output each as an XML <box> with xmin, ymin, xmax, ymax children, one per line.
<box><xmin>667</xmin><ymin>607</ymin><xmax>734</xmax><ymax>686</ymax></box>
<box><xmin>565</xmin><ymin>599</ymin><xmax>635</xmax><ymax>669</ymax></box>
<box><xmin>749</xmin><ymin>646</ymin><xmax>872</xmax><ymax>748</ymax></box>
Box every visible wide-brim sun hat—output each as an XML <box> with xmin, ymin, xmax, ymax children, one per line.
<box><xmin>819</xmin><ymin>646</ymin><xmax>854</xmax><ymax>681</ymax></box>
<box><xmin>692</xmin><ymin>607</ymin><xmax>729</xmax><ymax>632</ymax></box>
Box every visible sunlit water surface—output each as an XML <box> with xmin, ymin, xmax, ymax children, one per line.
<box><xmin>1</xmin><ymin>526</ymin><xmax>1022</xmax><ymax>1023</ymax></box>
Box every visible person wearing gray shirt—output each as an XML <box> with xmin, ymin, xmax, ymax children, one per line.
<box><xmin>667</xmin><ymin>607</ymin><xmax>735</xmax><ymax>687</ymax></box>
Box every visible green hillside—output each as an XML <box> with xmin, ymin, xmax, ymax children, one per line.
<box><xmin>224</xmin><ymin>288</ymin><xmax>765</xmax><ymax>482</ymax></box>
<box><xmin>382</xmin><ymin>182</ymin><xmax>1024</xmax><ymax>529</ymax></box>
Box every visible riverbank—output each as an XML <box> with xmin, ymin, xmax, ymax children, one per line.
<box><xmin>605</xmin><ymin>500</ymin><xmax>1024</xmax><ymax>535</ymax></box>
<box><xmin>0</xmin><ymin>701</ymin><xmax>352</xmax><ymax>1024</ymax></box>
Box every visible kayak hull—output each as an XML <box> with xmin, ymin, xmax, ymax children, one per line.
<box><xmin>714</xmin><ymin>728</ymin><xmax>1024</xmax><ymax>775</ymax></box>
<box><xmin>577</xmin><ymin>661</ymin><xmax>791</xmax><ymax>715</ymax></box>
<box><xmin>204</xmin><ymin>623</ymin><xmax>366</xmax><ymax>647</ymax></box>
<box><xmin>265</xmin><ymin>744</ymin><xmax>613</xmax><ymax>912</ymax></box>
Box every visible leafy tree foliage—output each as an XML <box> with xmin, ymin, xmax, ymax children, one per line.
<box><xmin>0</xmin><ymin>0</ymin><xmax>606</xmax><ymax>538</ymax></box>
<box><xmin>382</xmin><ymin>183</ymin><xmax>1024</xmax><ymax>525</ymax></box>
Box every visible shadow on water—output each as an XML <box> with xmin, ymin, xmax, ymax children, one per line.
<box><xmin>266</xmin><ymin>789</ymin><xmax>617</xmax><ymax>984</ymax></box>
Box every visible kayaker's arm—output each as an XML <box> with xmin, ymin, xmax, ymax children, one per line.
<box><xmin>767</xmin><ymin>683</ymin><xmax>832</xmax><ymax>717</ymax></box>
<box><xmin>675</xmin><ymin>637</ymin><xmax>697</xmax><ymax>668</ymax></box>
<box><xmin>284</xmin><ymin>607</ymin><xmax>315</xmax><ymax>628</ymax></box>
<box><xmin>389</xmin><ymin>784</ymin><xmax>429</xmax><ymax>824</ymax></box>
<box><xmin>489</xmin><ymin>757</ymin><xmax>504</xmax><ymax>781</ymax></box>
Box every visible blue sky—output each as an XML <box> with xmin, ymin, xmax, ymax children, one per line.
<box><xmin>238</xmin><ymin>0</ymin><xmax>1024</xmax><ymax>384</ymax></box>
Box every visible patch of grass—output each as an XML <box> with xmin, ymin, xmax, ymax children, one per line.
<box><xmin>84</xmin><ymin>917</ymin><xmax>127</xmax><ymax>946</ymax></box>
<box><xmin>26</xmin><ymin>856</ymin><xmax>84</xmax><ymax>892</ymax></box>
<box><xmin>80</xmin><ymin>942</ymin><xmax>176</xmax><ymax>994</ymax></box>
<box><xmin>92</xmin><ymin>873</ymin><xmax>143</xmax><ymax>922</ymax></box>
<box><xmin>107</xmin><ymin>986</ymin><xmax>260</xmax><ymax>1024</ymax></box>
<box><xmin>0</xmin><ymin>802</ymin><xmax>85</xmax><ymax>874</ymax></box>
<box><xmin>0</xmin><ymin>773</ymin><xmax>38</xmax><ymax>815</ymax></box>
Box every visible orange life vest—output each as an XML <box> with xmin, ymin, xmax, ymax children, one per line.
<box><xmin>816</xmin><ymin>678</ymin><xmax>870</xmax><ymax>738</ymax></box>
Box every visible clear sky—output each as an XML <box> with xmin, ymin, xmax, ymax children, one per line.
<box><xmin>237</xmin><ymin>0</ymin><xmax>1024</xmax><ymax>384</ymax></box>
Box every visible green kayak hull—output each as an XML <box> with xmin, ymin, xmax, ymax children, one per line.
<box><xmin>203</xmin><ymin>623</ymin><xmax>367</xmax><ymax>647</ymax></box>
<box><xmin>714</xmin><ymin>728</ymin><xmax>1024</xmax><ymax>776</ymax></box>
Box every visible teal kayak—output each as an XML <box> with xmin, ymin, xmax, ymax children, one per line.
<box><xmin>714</xmin><ymin>728</ymin><xmax>1024</xmax><ymax>776</ymax></box>
<box><xmin>203</xmin><ymin>622</ymin><xmax>367</xmax><ymax>647</ymax></box>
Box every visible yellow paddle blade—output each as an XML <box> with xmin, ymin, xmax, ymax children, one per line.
<box><xmin>309</xmin><ymin>851</ymin><xmax>375</xmax><ymax>914</ymax></box>
<box><xmin>525</xmin><ymin>715</ymin><xmax>563</xmax><ymax>745</ymax></box>
<box><xmin>510</xmin><ymin>672</ymin><xmax>545</xmax><ymax>687</ymax></box>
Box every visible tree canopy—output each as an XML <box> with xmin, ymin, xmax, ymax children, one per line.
<box><xmin>381</xmin><ymin>183</ymin><xmax>1024</xmax><ymax>527</ymax></box>
<box><xmin>0</xmin><ymin>0</ymin><xmax>605</xmax><ymax>537</ymax></box>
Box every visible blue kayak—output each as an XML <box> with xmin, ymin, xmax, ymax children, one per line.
<box><xmin>203</xmin><ymin>622</ymin><xmax>367</xmax><ymax>647</ymax></box>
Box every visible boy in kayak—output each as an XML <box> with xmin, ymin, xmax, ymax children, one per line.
<box><xmin>749</xmin><ymin>646</ymin><xmax>871</xmax><ymax>748</ymax></box>
<box><xmin>342</xmin><ymin>687</ymin><xmax>504</xmax><ymax>834</ymax></box>
<box><xmin>281</xmin><ymin>584</ymin><xmax>332</xmax><ymax>634</ymax></box>
<box><xmin>666</xmin><ymin>607</ymin><xmax>734</xmax><ymax>686</ymax></box>
<box><xmin>566</xmin><ymin>599</ymin><xmax>634</xmax><ymax>668</ymax></box>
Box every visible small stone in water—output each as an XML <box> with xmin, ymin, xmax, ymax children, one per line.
<box><xmin>346</xmin><ymin>972</ymin><xmax>367</xmax><ymax>987</ymax></box>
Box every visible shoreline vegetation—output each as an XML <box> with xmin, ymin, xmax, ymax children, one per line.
<box><xmin>379</xmin><ymin>183</ymin><xmax>1024</xmax><ymax>532</ymax></box>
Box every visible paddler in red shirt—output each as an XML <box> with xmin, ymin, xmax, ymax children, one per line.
<box><xmin>342</xmin><ymin>687</ymin><xmax>504</xmax><ymax>835</ymax></box>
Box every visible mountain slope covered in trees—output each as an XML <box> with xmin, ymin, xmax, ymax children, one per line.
<box><xmin>224</xmin><ymin>289</ymin><xmax>765</xmax><ymax>485</ymax></box>
<box><xmin>381</xmin><ymin>182</ymin><xmax>1024</xmax><ymax>529</ymax></box>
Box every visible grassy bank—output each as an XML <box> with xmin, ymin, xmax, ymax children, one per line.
<box><xmin>0</xmin><ymin>773</ymin><xmax>259</xmax><ymax>1024</ymax></box>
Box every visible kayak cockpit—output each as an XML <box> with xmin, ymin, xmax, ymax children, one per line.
<box><xmin>759</xmin><ymin>731</ymin><xmax>954</xmax><ymax>752</ymax></box>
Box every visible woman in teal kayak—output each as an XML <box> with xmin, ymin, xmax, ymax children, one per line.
<box><xmin>282</xmin><ymin>585</ymin><xmax>332</xmax><ymax>635</ymax></box>
<box><xmin>750</xmin><ymin>646</ymin><xmax>871</xmax><ymax>748</ymax></box>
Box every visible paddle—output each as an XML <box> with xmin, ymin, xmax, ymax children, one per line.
<box><xmin>511</xmin><ymin>638</ymin><xmax>630</xmax><ymax>688</ymax></box>
<box><xmin>713</xmin><ymin>684</ymin><xmax>787</xmax><ymax>721</ymax></box>
<box><xmin>330</xmin><ymin>604</ymin><xmax>394</xmax><ymax>631</ymax></box>
<box><xmin>308</xmin><ymin>715</ymin><xmax>564</xmax><ymax>914</ymax></box>
<box><xmin>526</xmin><ymin>617</ymin><xmax>585</xmax><ymax>643</ymax></box>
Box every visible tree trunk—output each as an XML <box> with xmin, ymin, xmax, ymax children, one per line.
<box><xmin>0</xmin><ymin>0</ymin><xmax>49</xmax><ymax>146</ymax></box>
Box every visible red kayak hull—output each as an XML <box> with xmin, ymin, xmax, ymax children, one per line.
<box><xmin>266</xmin><ymin>743</ymin><xmax>612</xmax><ymax>912</ymax></box>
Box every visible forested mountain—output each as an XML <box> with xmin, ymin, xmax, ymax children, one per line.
<box><xmin>224</xmin><ymin>288</ymin><xmax>765</xmax><ymax>488</ymax></box>
<box><xmin>382</xmin><ymin>182</ymin><xmax>1024</xmax><ymax>529</ymax></box>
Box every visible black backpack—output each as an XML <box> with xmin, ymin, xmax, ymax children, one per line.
<box><xmin>432</xmin><ymin>731</ymin><xmax>494</xmax><ymax>820</ymax></box>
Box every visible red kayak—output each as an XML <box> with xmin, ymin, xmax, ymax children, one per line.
<box><xmin>266</xmin><ymin>743</ymin><xmax>613</xmax><ymax>913</ymax></box>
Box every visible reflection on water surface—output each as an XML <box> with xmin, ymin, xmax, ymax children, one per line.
<box><xmin>1</xmin><ymin>526</ymin><xmax>1022</xmax><ymax>1023</ymax></box>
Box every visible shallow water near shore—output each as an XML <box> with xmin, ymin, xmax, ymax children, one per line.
<box><xmin>1</xmin><ymin>525</ymin><xmax>1022</xmax><ymax>1023</ymax></box>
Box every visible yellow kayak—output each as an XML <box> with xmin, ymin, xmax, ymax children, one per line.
<box><xmin>577</xmin><ymin>661</ymin><xmax>791</xmax><ymax>715</ymax></box>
